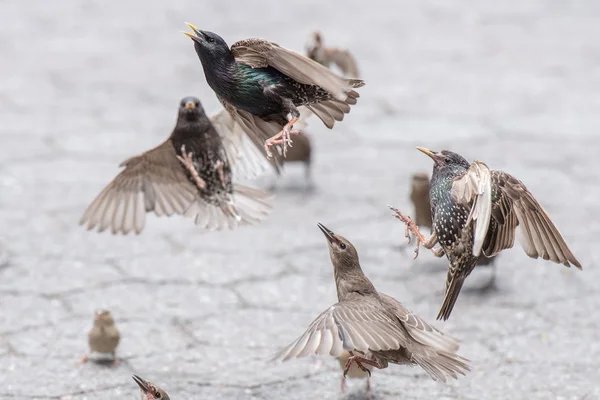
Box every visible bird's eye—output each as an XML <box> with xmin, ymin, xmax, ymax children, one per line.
<box><xmin>155</xmin><ymin>392</ymin><xmax>161</xmax><ymax>399</ymax></box>
<box><xmin>207</xmin><ymin>37</ymin><xmax>215</xmax><ymax>43</ymax></box>
<box><xmin>339</xmin><ymin>243</ymin><xmax>347</xmax><ymax>250</ymax></box>
<box><xmin>180</xmin><ymin>102</ymin><xmax>185</xmax><ymax>107</ymax></box>
<box><xmin>195</xmin><ymin>101</ymin><xmax>200</xmax><ymax>107</ymax></box>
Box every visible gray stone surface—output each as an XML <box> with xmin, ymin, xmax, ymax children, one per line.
<box><xmin>1</xmin><ymin>0</ymin><xmax>599</xmax><ymax>399</ymax></box>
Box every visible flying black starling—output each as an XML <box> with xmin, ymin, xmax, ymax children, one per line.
<box><xmin>410</xmin><ymin>172</ymin><xmax>498</xmax><ymax>290</ymax></box>
<box><xmin>305</xmin><ymin>31</ymin><xmax>360</xmax><ymax>78</ymax></box>
<box><xmin>274</xmin><ymin>224</ymin><xmax>470</xmax><ymax>393</ymax></box>
<box><xmin>183</xmin><ymin>23</ymin><xmax>364</xmax><ymax>157</ymax></box>
<box><xmin>133</xmin><ymin>375</ymin><xmax>170</xmax><ymax>400</ymax></box>
<box><xmin>79</xmin><ymin>309</ymin><xmax>120</xmax><ymax>366</ymax></box>
<box><xmin>392</xmin><ymin>147</ymin><xmax>582</xmax><ymax>320</ymax></box>
<box><xmin>80</xmin><ymin>96</ymin><xmax>271</xmax><ymax>234</ymax></box>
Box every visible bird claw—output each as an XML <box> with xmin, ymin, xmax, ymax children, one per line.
<box><xmin>264</xmin><ymin>117</ymin><xmax>300</xmax><ymax>158</ymax></box>
<box><xmin>215</xmin><ymin>160</ymin><xmax>226</xmax><ymax>188</ymax></box>
<box><xmin>177</xmin><ymin>145</ymin><xmax>206</xmax><ymax>190</ymax></box>
<box><xmin>343</xmin><ymin>355</ymin><xmax>374</xmax><ymax>379</ymax></box>
<box><xmin>389</xmin><ymin>205</ymin><xmax>425</xmax><ymax>260</ymax></box>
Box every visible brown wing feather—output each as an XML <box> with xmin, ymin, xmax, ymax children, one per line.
<box><xmin>487</xmin><ymin>171</ymin><xmax>582</xmax><ymax>269</ymax></box>
<box><xmin>230</xmin><ymin>38</ymin><xmax>364</xmax><ymax>102</ymax></box>
<box><xmin>80</xmin><ymin>141</ymin><xmax>197</xmax><ymax>235</ymax></box>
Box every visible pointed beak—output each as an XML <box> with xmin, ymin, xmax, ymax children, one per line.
<box><xmin>183</xmin><ymin>22</ymin><xmax>206</xmax><ymax>43</ymax></box>
<box><xmin>184</xmin><ymin>100</ymin><xmax>196</xmax><ymax>110</ymax></box>
<box><xmin>132</xmin><ymin>375</ymin><xmax>150</xmax><ymax>393</ymax></box>
<box><xmin>317</xmin><ymin>223</ymin><xmax>337</xmax><ymax>244</ymax></box>
<box><xmin>416</xmin><ymin>147</ymin><xmax>441</xmax><ymax>161</ymax></box>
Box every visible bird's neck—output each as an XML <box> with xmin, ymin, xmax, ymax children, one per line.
<box><xmin>172</xmin><ymin>117</ymin><xmax>213</xmax><ymax>140</ymax></box>
<box><xmin>198</xmin><ymin>48</ymin><xmax>239</xmax><ymax>94</ymax></box>
<box><xmin>334</xmin><ymin>262</ymin><xmax>378</xmax><ymax>302</ymax></box>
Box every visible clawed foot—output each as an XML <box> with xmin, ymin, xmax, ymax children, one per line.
<box><xmin>343</xmin><ymin>355</ymin><xmax>372</xmax><ymax>378</ymax></box>
<box><xmin>177</xmin><ymin>145</ymin><xmax>206</xmax><ymax>190</ymax></box>
<box><xmin>215</xmin><ymin>160</ymin><xmax>226</xmax><ymax>188</ymax></box>
<box><xmin>77</xmin><ymin>354</ymin><xmax>89</xmax><ymax>365</ymax></box>
<box><xmin>264</xmin><ymin>117</ymin><xmax>300</xmax><ymax>158</ymax></box>
<box><xmin>389</xmin><ymin>206</ymin><xmax>426</xmax><ymax>259</ymax></box>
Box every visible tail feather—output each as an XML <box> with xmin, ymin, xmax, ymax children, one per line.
<box><xmin>437</xmin><ymin>274</ymin><xmax>466</xmax><ymax>321</ymax></box>
<box><xmin>183</xmin><ymin>186</ymin><xmax>271</xmax><ymax>231</ymax></box>
<box><xmin>413</xmin><ymin>352</ymin><xmax>470</xmax><ymax>382</ymax></box>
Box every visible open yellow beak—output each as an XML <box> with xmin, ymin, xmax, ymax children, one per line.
<box><xmin>183</xmin><ymin>22</ymin><xmax>201</xmax><ymax>40</ymax></box>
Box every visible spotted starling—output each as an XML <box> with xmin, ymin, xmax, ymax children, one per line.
<box><xmin>274</xmin><ymin>223</ymin><xmax>470</xmax><ymax>392</ymax></box>
<box><xmin>79</xmin><ymin>309</ymin><xmax>120</xmax><ymax>366</ymax></box>
<box><xmin>183</xmin><ymin>23</ymin><xmax>364</xmax><ymax>157</ymax></box>
<box><xmin>410</xmin><ymin>172</ymin><xmax>498</xmax><ymax>290</ymax></box>
<box><xmin>305</xmin><ymin>31</ymin><xmax>360</xmax><ymax>78</ymax></box>
<box><xmin>80</xmin><ymin>96</ymin><xmax>271</xmax><ymax>234</ymax></box>
<box><xmin>392</xmin><ymin>147</ymin><xmax>582</xmax><ymax>320</ymax></box>
<box><xmin>133</xmin><ymin>375</ymin><xmax>170</xmax><ymax>400</ymax></box>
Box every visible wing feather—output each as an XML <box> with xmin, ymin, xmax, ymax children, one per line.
<box><xmin>231</xmin><ymin>38</ymin><xmax>364</xmax><ymax>102</ymax></box>
<box><xmin>489</xmin><ymin>171</ymin><xmax>581</xmax><ymax>268</ymax></box>
<box><xmin>451</xmin><ymin>161</ymin><xmax>492</xmax><ymax>256</ymax></box>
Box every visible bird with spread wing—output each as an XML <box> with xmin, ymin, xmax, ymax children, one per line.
<box><xmin>274</xmin><ymin>224</ymin><xmax>470</xmax><ymax>395</ymax></box>
<box><xmin>80</xmin><ymin>97</ymin><xmax>271</xmax><ymax>235</ymax></box>
<box><xmin>391</xmin><ymin>147</ymin><xmax>582</xmax><ymax>320</ymax></box>
<box><xmin>183</xmin><ymin>23</ymin><xmax>364</xmax><ymax>158</ymax></box>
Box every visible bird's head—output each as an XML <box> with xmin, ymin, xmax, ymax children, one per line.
<box><xmin>178</xmin><ymin>96</ymin><xmax>206</xmax><ymax>121</ymax></box>
<box><xmin>306</xmin><ymin>31</ymin><xmax>323</xmax><ymax>60</ymax></box>
<box><xmin>317</xmin><ymin>223</ymin><xmax>359</xmax><ymax>267</ymax></box>
<box><xmin>93</xmin><ymin>309</ymin><xmax>115</xmax><ymax>327</ymax></box>
<box><xmin>184</xmin><ymin>23</ymin><xmax>230</xmax><ymax>61</ymax></box>
<box><xmin>416</xmin><ymin>147</ymin><xmax>470</xmax><ymax>170</ymax></box>
<box><xmin>133</xmin><ymin>375</ymin><xmax>170</xmax><ymax>400</ymax></box>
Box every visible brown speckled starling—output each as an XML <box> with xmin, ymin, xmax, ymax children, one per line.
<box><xmin>392</xmin><ymin>147</ymin><xmax>582</xmax><ymax>320</ymax></box>
<box><xmin>80</xmin><ymin>96</ymin><xmax>271</xmax><ymax>234</ymax></box>
<box><xmin>305</xmin><ymin>31</ymin><xmax>360</xmax><ymax>78</ymax></box>
<box><xmin>79</xmin><ymin>309</ymin><xmax>120</xmax><ymax>366</ymax></box>
<box><xmin>184</xmin><ymin>23</ymin><xmax>364</xmax><ymax>157</ymax></box>
<box><xmin>133</xmin><ymin>375</ymin><xmax>170</xmax><ymax>400</ymax></box>
<box><xmin>274</xmin><ymin>223</ymin><xmax>470</xmax><ymax>392</ymax></box>
<box><xmin>410</xmin><ymin>172</ymin><xmax>499</xmax><ymax>290</ymax></box>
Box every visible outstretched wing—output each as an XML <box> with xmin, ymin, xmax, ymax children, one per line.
<box><xmin>378</xmin><ymin>294</ymin><xmax>460</xmax><ymax>353</ymax></box>
<box><xmin>486</xmin><ymin>171</ymin><xmax>582</xmax><ymax>268</ymax></box>
<box><xmin>230</xmin><ymin>38</ymin><xmax>364</xmax><ymax>102</ymax></box>
<box><xmin>80</xmin><ymin>141</ymin><xmax>197</xmax><ymax>235</ymax></box>
<box><xmin>326</xmin><ymin>48</ymin><xmax>360</xmax><ymax>78</ymax></box>
<box><xmin>209</xmin><ymin>109</ymin><xmax>276</xmax><ymax>178</ymax></box>
<box><xmin>273</xmin><ymin>298</ymin><xmax>410</xmax><ymax>362</ymax></box>
<box><xmin>451</xmin><ymin>160</ymin><xmax>492</xmax><ymax>256</ymax></box>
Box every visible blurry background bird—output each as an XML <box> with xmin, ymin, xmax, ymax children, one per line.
<box><xmin>80</xmin><ymin>96</ymin><xmax>271</xmax><ymax>234</ymax></box>
<box><xmin>275</xmin><ymin>224</ymin><xmax>470</xmax><ymax>396</ymax></box>
<box><xmin>133</xmin><ymin>375</ymin><xmax>170</xmax><ymax>400</ymax></box>
<box><xmin>394</xmin><ymin>148</ymin><xmax>582</xmax><ymax>320</ymax></box>
<box><xmin>305</xmin><ymin>31</ymin><xmax>360</xmax><ymax>78</ymax></box>
<box><xmin>79</xmin><ymin>309</ymin><xmax>120</xmax><ymax>366</ymax></box>
<box><xmin>184</xmin><ymin>23</ymin><xmax>364</xmax><ymax>156</ymax></box>
<box><xmin>274</xmin><ymin>131</ymin><xmax>313</xmax><ymax>189</ymax></box>
<box><xmin>410</xmin><ymin>172</ymin><xmax>499</xmax><ymax>290</ymax></box>
<box><xmin>270</xmin><ymin>31</ymin><xmax>361</xmax><ymax>191</ymax></box>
